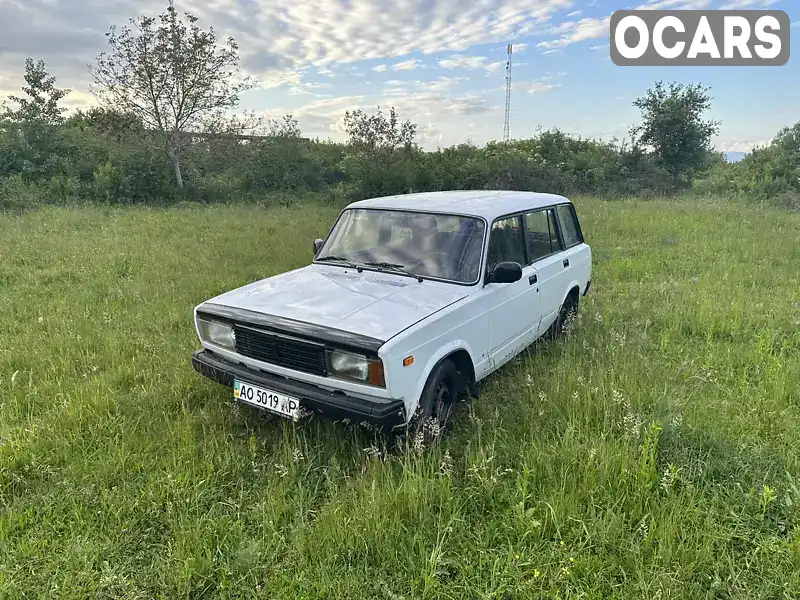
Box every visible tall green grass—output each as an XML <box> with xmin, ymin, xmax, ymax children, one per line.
<box><xmin>1</xmin><ymin>196</ymin><xmax>799</xmax><ymax>598</ymax></box>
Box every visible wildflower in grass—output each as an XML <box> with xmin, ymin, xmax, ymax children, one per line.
<box><xmin>671</xmin><ymin>413</ymin><xmax>683</xmax><ymax>428</ymax></box>
<box><xmin>438</xmin><ymin>450</ymin><xmax>453</xmax><ymax>476</ymax></box>
<box><xmin>292</xmin><ymin>448</ymin><xmax>304</xmax><ymax>463</ymax></box>
<box><xmin>538</xmin><ymin>391</ymin><xmax>547</xmax><ymax>403</ymax></box>
<box><xmin>589</xmin><ymin>448</ymin><xmax>597</xmax><ymax>459</ymax></box>
<box><xmin>525</xmin><ymin>373</ymin><xmax>534</xmax><ymax>387</ymax></box>
<box><xmin>636</xmin><ymin>517</ymin><xmax>650</xmax><ymax>539</ymax></box>
<box><xmin>660</xmin><ymin>464</ymin><xmax>681</xmax><ymax>492</ymax></box>
<box><xmin>533</xmin><ymin>569</ymin><xmax>541</xmax><ymax>579</ymax></box>
<box><xmin>612</xmin><ymin>389</ymin><xmax>624</xmax><ymax>405</ymax></box>
<box><xmin>363</xmin><ymin>445</ymin><xmax>383</xmax><ymax>461</ymax></box>
<box><xmin>571</xmin><ymin>391</ymin><xmax>579</xmax><ymax>403</ymax></box>
<box><xmin>273</xmin><ymin>463</ymin><xmax>288</xmax><ymax>478</ymax></box>
<box><xmin>594</xmin><ymin>312</ymin><xmax>603</xmax><ymax>324</ymax></box>
<box><xmin>577</xmin><ymin>375</ymin><xmax>586</xmax><ymax>387</ymax></box>
<box><xmin>412</xmin><ymin>424</ymin><xmax>426</xmax><ymax>454</ymax></box>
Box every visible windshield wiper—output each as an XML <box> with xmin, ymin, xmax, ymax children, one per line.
<box><xmin>363</xmin><ymin>261</ymin><xmax>423</xmax><ymax>282</ymax></box>
<box><xmin>315</xmin><ymin>255</ymin><xmax>363</xmax><ymax>271</ymax></box>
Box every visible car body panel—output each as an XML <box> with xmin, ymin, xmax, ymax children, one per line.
<box><xmin>202</xmin><ymin>264</ymin><xmax>471</xmax><ymax>342</ymax></box>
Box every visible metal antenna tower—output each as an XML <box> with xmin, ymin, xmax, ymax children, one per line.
<box><xmin>503</xmin><ymin>44</ymin><xmax>512</xmax><ymax>142</ymax></box>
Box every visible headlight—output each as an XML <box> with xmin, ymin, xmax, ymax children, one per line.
<box><xmin>197</xmin><ymin>317</ymin><xmax>236</xmax><ymax>351</ymax></box>
<box><xmin>326</xmin><ymin>349</ymin><xmax>385</xmax><ymax>387</ymax></box>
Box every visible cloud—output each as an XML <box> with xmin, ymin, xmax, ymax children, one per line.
<box><xmin>438</xmin><ymin>54</ymin><xmax>505</xmax><ymax>72</ymax></box>
<box><xmin>717</xmin><ymin>138</ymin><xmax>771</xmax><ymax>152</ymax></box>
<box><xmin>718</xmin><ymin>0</ymin><xmax>779</xmax><ymax>8</ymax></box>
<box><xmin>373</xmin><ymin>64</ymin><xmax>388</xmax><ymax>72</ymax></box>
<box><xmin>537</xmin><ymin>16</ymin><xmax>610</xmax><ymax>50</ymax></box>
<box><xmin>393</xmin><ymin>58</ymin><xmax>420</xmax><ymax>71</ymax></box>
<box><xmin>288</xmin><ymin>81</ymin><xmax>332</xmax><ymax>95</ymax></box>
<box><xmin>523</xmin><ymin>82</ymin><xmax>561</xmax><ymax>94</ymax></box>
<box><xmin>0</xmin><ymin>0</ymin><xmax>571</xmax><ymax>99</ymax></box>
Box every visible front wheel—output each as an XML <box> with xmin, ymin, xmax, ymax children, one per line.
<box><xmin>406</xmin><ymin>360</ymin><xmax>459</xmax><ymax>449</ymax></box>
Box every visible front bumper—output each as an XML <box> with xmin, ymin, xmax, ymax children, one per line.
<box><xmin>191</xmin><ymin>349</ymin><xmax>407</xmax><ymax>429</ymax></box>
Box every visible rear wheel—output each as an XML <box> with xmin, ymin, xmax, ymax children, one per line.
<box><xmin>406</xmin><ymin>360</ymin><xmax>459</xmax><ymax>449</ymax></box>
<box><xmin>548</xmin><ymin>291</ymin><xmax>579</xmax><ymax>339</ymax></box>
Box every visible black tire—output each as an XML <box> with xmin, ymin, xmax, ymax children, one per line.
<box><xmin>548</xmin><ymin>292</ymin><xmax>579</xmax><ymax>339</ymax></box>
<box><xmin>406</xmin><ymin>359</ymin><xmax>459</xmax><ymax>448</ymax></box>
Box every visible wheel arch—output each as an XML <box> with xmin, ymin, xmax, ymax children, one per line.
<box><xmin>409</xmin><ymin>342</ymin><xmax>479</xmax><ymax>418</ymax></box>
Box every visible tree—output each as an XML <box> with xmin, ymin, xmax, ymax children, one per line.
<box><xmin>1</xmin><ymin>58</ymin><xmax>70</xmax><ymax>125</ymax></box>
<box><xmin>342</xmin><ymin>106</ymin><xmax>417</xmax><ymax>150</ymax></box>
<box><xmin>0</xmin><ymin>59</ymin><xmax>71</xmax><ymax>179</ymax></box>
<box><xmin>88</xmin><ymin>3</ymin><xmax>255</xmax><ymax>188</ymax></box>
<box><xmin>631</xmin><ymin>81</ymin><xmax>720</xmax><ymax>179</ymax></box>
<box><xmin>340</xmin><ymin>107</ymin><xmax>419</xmax><ymax>198</ymax></box>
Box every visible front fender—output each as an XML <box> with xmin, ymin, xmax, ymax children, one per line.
<box><xmin>407</xmin><ymin>340</ymin><xmax>477</xmax><ymax>418</ymax></box>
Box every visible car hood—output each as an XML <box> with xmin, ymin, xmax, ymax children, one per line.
<box><xmin>200</xmin><ymin>264</ymin><xmax>470</xmax><ymax>342</ymax></box>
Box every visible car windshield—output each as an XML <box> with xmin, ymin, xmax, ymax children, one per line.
<box><xmin>315</xmin><ymin>209</ymin><xmax>486</xmax><ymax>284</ymax></box>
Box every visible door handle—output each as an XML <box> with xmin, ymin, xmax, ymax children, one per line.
<box><xmin>529</xmin><ymin>274</ymin><xmax>537</xmax><ymax>285</ymax></box>
<box><xmin>563</xmin><ymin>258</ymin><xmax>570</xmax><ymax>268</ymax></box>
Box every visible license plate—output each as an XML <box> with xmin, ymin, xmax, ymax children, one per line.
<box><xmin>233</xmin><ymin>379</ymin><xmax>300</xmax><ymax>420</ymax></box>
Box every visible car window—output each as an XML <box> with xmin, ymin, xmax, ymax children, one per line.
<box><xmin>556</xmin><ymin>204</ymin><xmax>582</xmax><ymax>248</ymax></box>
<box><xmin>486</xmin><ymin>216</ymin><xmax>526</xmax><ymax>272</ymax></box>
<box><xmin>316</xmin><ymin>209</ymin><xmax>486</xmax><ymax>284</ymax></box>
<box><xmin>525</xmin><ymin>208</ymin><xmax>563</xmax><ymax>262</ymax></box>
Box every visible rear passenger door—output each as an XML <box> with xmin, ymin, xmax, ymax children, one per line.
<box><xmin>524</xmin><ymin>207</ymin><xmax>566</xmax><ymax>336</ymax></box>
<box><xmin>484</xmin><ymin>214</ymin><xmax>540</xmax><ymax>368</ymax></box>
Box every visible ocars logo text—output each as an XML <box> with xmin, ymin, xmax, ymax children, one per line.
<box><xmin>610</xmin><ymin>10</ymin><xmax>790</xmax><ymax>66</ymax></box>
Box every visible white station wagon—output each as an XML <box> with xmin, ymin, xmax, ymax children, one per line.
<box><xmin>191</xmin><ymin>191</ymin><xmax>591</xmax><ymax>440</ymax></box>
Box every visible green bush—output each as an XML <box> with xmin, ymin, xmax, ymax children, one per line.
<box><xmin>0</xmin><ymin>174</ymin><xmax>45</xmax><ymax>212</ymax></box>
<box><xmin>0</xmin><ymin>111</ymin><xmax>798</xmax><ymax>210</ymax></box>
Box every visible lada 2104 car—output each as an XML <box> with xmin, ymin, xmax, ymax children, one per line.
<box><xmin>191</xmin><ymin>191</ymin><xmax>592</xmax><ymax>439</ymax></box>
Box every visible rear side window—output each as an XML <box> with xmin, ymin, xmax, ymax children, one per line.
<box><xmin>524</xmin><ymin>208</ymin><xmax>563</xmax><ymax>262</ymax></box>
<box><xmin>556</xmin><ymin>204</ymin><xmax>583</xmax><ymax>248</ymax></box>
<box><xmin>487</xmin><ymin>216</ymin><xmax>526</xmax><ymax>272</ymax></box>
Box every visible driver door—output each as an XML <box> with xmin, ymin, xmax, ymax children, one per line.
<box><xmin>484</xmin><ymin>214</ymin><xmax>540</xmax><ymax>369</ymax></box>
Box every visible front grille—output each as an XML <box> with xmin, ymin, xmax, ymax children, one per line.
<box><xmin>233</xmin><ymin>324</ymin><xmax>327</xmax><ymax>376</ymax></box>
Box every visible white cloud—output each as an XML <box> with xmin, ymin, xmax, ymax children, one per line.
<box><xmin>439</xmin><ymin>54</ymin><xmax>505</xmax><ymax>72</ymax></box>
<box><xmin>373</xmin><ymin>64</ymin><xmax>388</xmax><ymax>72</ymax></box>
<box><xmin>524</xmin><ymin>82</ymin><xmax>561</xmax><ymax>93</ymax></box>
<box><xmin>393</xmin><ymin>58</ymin><xmax>420</xmax><ymax>71</ymax></box>
<box><xmin>537</xmin><ymin>16</ymin><xmax>610</xmax><ymax>50</ymax></box>
<box><xmin>288</xmin><ymin>81</ymin><xmax>331</xmax><ymax>95</ymax></box>
<box><xmin>718</xmin><ymin>0</ymin><xmax>778</xmax><ymax>8</ymax></box>
<box><xmin>717</xmin><ymin>138</ymin><xmax>771</xmax><ymax>152</ymax></box>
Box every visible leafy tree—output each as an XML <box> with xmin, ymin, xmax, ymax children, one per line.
<box><xmin>267</xmin><ymin>115</ymin><xmax>302</xmax><ymax>138</ymax></box>
<box><xmin>631</xmin><ymin>81</ymin><xmax>720</xmax><ymax>179</ymax></box>
<box><xmin>1</xmin><ymin>58</ymin><xmax>70</xmax><ymax>125</ymax></box>
<box><xmin>343</xmin><ymin>106</ymin><xmax>417</xmax><ymax>150</ymax></box>
<box><xmin>88</xmin><ymin>2</ymin><xmax>255</xmax><ymax>188</ymax></box>
<box><xmin>0</xmin><ymin>58</ymin><xmax>71</xmax><ymax>179</ymax></box>
<box><xmin>340</xmin><ymin>107</ymin><xmax>419</xmax><ymax>199</ymax></box>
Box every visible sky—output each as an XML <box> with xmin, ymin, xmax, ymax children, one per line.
<box><xmin>0</xmin><ymin>0</ymin><xmax>796</xmax><ymax>152</ymax></box>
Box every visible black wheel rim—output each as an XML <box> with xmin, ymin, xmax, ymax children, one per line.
<box><xmin>433</xmin><ymin>380</ymin><xmax>453</xmax><ymax>426</ymax></box>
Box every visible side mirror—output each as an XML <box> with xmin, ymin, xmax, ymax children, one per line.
<box><xmin>488</xmin><ymin>261</ymin><xmax>523</xmax><ymax>284</ymax></box>
<box><xmin>313</xmin><ymin>238</ymin><xmax>324</xmax><ymax>256</ymax></box>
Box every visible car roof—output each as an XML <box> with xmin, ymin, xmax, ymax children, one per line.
<box><xmin>344</xmin><ymin>190</ymin><xmax>571</xmax><ymax>220</ymax></box>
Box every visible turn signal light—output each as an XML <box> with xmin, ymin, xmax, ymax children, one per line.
<box><xmin>368</xmin><ymin>360</ymin><xmax>386</xmax><ymax>387</ymax></box>
<box><xmin>403</xmin><ymin>356</ymin><xmax>414</xmax><ymax>367</ymax></box>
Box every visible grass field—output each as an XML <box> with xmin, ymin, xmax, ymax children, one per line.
<box><xmin>1</xmin><ymin>196</ymin><xmax>800</xmax><ymax>599</ymax></box>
